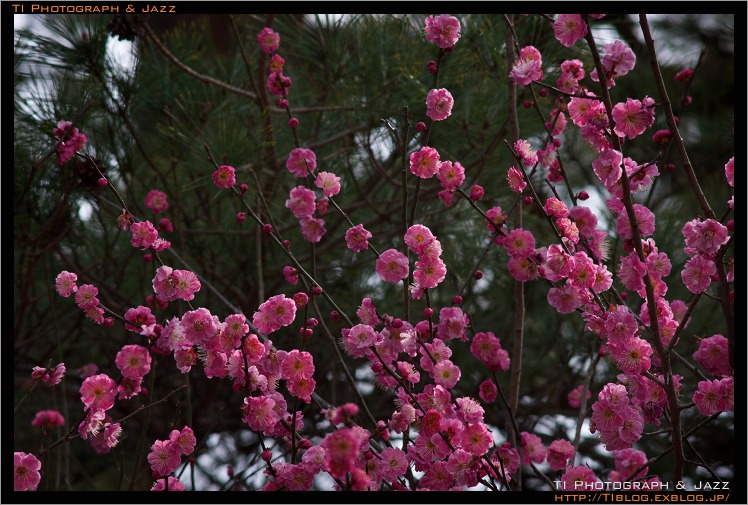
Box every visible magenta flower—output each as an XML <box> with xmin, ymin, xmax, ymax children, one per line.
<box><xmin>124</xmin><ymin>305</ymin><xmax>156</xmax><ymax>333</ymax></box>
<box><xmin>424</xmin><ymin>14</ymin><xmax>461</xmax><ymax>49</ymax></box>
<box><xmin>375</xmin><ymin>248</ymin><xmax>409</xmax><ymax>284</ymax></box>
<box><xmin>345</xmin><ymin>224</ymin><xmax>372</xmax><ymax>252</ymax></box>
<box><xmin>615</xmin><ymin>204</ymin><xmax>655</xmax><ymax>240</ymax></box>
<box><xmin>692</xmin><ymin>334</ymin><xmax>731</xmax><ymax>377</ymax></box>
<box><xmin>425</xmin><ymin>88</ymin><xmax>454</xmax><ymax>121</ymax></box>
<box><xmin>681</xmin><ymin>255</ymin><xmax>716</xmax><ymax>294</ymax></box>
<box><xmin>693</xmin><ymin>379</ymin><xmax>727</xmax><ymax>416</ymax></box>
<box><xmin>413</xmin><ymin>255</ymin><xmax>447</xmax><ymax>291</ymax></box>
<box><xmin>432</xmin><ymin>359</ymin><xmax>461</xmax><ymax>389</ymax></box>
<box><xmin>80</xmin><ymin>373</ymin><xmax>117</xmax><ymax>411</ymax></box>
<box><xmin>90</xmin><ymin>421</ymin><xmax>123</xmax><ymax>454</ymax></box>
<box><xmin>602</xmin><ymin>40</ymin><xmax>636</xmax><ymax>78</ymax></box>
<box><xmin>377</xmin><ymin>447</ymin><xmax>409</xmax><ymax>481</ymax></box>
<box><xmin>459</xmin><ymin>422</ymin><xmax>492</xmax><ymax>456</ymax></box>
<box><xmin>130</xmin><ymin>220</ymin><xmax>158</xmax><ymax>250</ymax></box>
<box><xmin>151</xmin><ymin>476</ymin><xmax>185</xmax><ymax>491</ymax></box>
<box><xmin>147</xmin><ymin>439</ymin><xmax>182</xmax><ymax>478</ymax></box>
<box><xmin>552</xmin><ymin>14</ymin><xmax>588</xmax><ymax>47</ymax></box>
<box><xmin>610</xmin><ymin>337</ymin><xmax>652</xmax><ymax>374</ymax></box>
<box><xmin>509</xmin><ymin>46</ymin><xmax>543</xmax><ymax>85</ymax></box>
<box><xmin>281</xmin><ymin>349</ymin><xmax>315</xmax><ymax>381</ymax></box>
<box><xmin>507</xmin><ymin>166</ymin><xmax>527</xmax><ymax>193</ymax></box>
<box><xmin>342</xmin><ymin>323</ymin><xmax>379</xmax><ymax>357</ymax></box>
<box><xmin>321</xmin><ymin>428</ymin><xmax>363</xmax><ymax>479</ymax></box>
<box><xmin>285</xmin><ymin>186</ymin><xmax>316</xmax><ymax>219</ymax></box>
<box><xmin>724</xmin><ymin>156</ymin><xmax>734</xmax><ymax>187</ymax></box>
<box><xmin>547</xmin><ymin>280</ymin><xmax>584</xmax><ymax>314</ymax></box>
<box><xmin>560</xmin><ymin>465</ymin><xmax>598</xmax><ymax>490</ymax></box>
<box><xmin>404</xmin><ymin>224</ymin><xmax>435</xmax><ymax>255</ymax></box>
<box><xmin>257</xmin><ymin>27</ymin><xmax>280</xmax><ymax>54</ymax></box>
<box><xmin>436</xmin><ymin>160</ymin><xmax>465</xmax><ymax>190</ymax></box>
<box><xmin>212</xmin><ymin>165</ymin><xmax>236</xmax><ymax>188</ymax></box>
<box><xmin>612</xmin><ymin>97</ymin><xmax>655</xmax><ymax>139</ymax></box>
<box><xmin>547</xmin><ymin>439</ymin><xmax>575</xmax><ymax>472</ymax></box>
<box><xmin>115</xmin><ymin>344</ymin><xmax>152</xmax><ymax>380</ymax></box>
<box><xmin>503</xmin><ymin>228</ymin><xmax>536</xmax><ymax>258</ymax></box>
<box><xmin>314</xmin><ymin>171</ymin><xmax>341</xmax><ymax>197</ymax></box>
<box><xmin>682</xmin><ymin>218</ymin><xmax>729</xmax><ymax>257</ymax></box>
<box><xmin>268</xmin><ymin>53</ymin><xmax>285</xmax><ymax>73</ymax></box>
<box><xmin>286</xmin><ymin>147</ymin><xmax>317</xmax><ymax>177</ymax></box>
<box><xmin>514</xmin><ymin>139</ymin><xmax>538</xmax><ymax>166</ymax></box>
<box><xmin>14</xmin><ymin>452</ymin><xmax>42</xmax><ymax>491</ymax></box>
<box><xmin>55</xmin><ymin>270</ymin><xmax>78</xmax><ymax>298</ymax></box>
<box><xmin>53</xmin><ymin>120</ymin><xmax>87</xmax><ymax>165</ymax></box>
<box><xmin>299</xmin><ymin>216</ymin><xmax>326</xmax><ymax>243</ymax></box>
<box><xmin>266</xmin><ymin>71</ymin><xmax>291</xmax><ymax>96</ymax></box>
<box><xmin>144</xmin><ymin>189</ymin><xmax>169</xmax><ymax>214</ymax></box>
<box><xmin>169</xmin><ymin>426</ymin><xmax>197</xmax><ymax>456</ymax></box>
<box><xmin>31</xmin><ymin>409</ymin><xmax>65</xmax><ymax>429</ymax></box>
<box><xmin>409</xmin><ymin>146</ymin><xmax>441</xmax><ymax>178</ymax></box>
<box><xmin>252</xmin><ymin>294</ymin><xmax>297</xmax><ymax>334</ymax></box>
<box><xmin>181</xmin><ymin>307</ymin><xmax>219</xmax><ymax>345</ymax></box>
<box><xmin>520</xmin><ymin>432</ymin><xmax>548</xmax><ymax>465</ymax></box>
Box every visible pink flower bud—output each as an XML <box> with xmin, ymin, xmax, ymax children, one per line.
<box><xmin>261</xmin><ymin>449</ymin><xmax>272</xmax><ymax>462</ymax></box>
<box><xmin>577</xmin><ymin>191</ymin><xmax>589</xmax><ymax>201</ymax></box>
<box><xmin>415</xmin><ymin>122</ymin><xmax>426</xmax><ymax>132</ymax></box>
<box><xmin>470</xmin><ymin>184</ymin><xmax>484</xmax><ymax>201</ymax></box>
<box><xmin>423</xmin><ymin>307</ymin><xmax>433</xmax><ymax>318</ymax></box>
<box><xmin>143</xmin><ymin>253</ymin><xmax>153</xmax><ymax>262</ymax></box>
<box><xmin>538</xmin><ymin>87</ymin><xmax>548</xmax><ymax>97</ymax></box>
<box><xmin>452</xmin><ymin>295</ymin><xmax>462</xmax><ymax>306</ymax></box>
<box><xmin>312</xmin><ymin>286</ymin><xmax>323</xmax><ymax>296</ymax></box>
<box><xmin>236</xmin><ymin>212</ymin><xmax>247</xmax><ymax>222</ymax></box>
<box><xmin>523</xmin><ymin>196</ymin><xmax>534</xmax><ymax>206</ymax></box>
<box><xmin>293</xmin><ymin>292</ymin><xmax>309</xmax><ymax>308</ymax></box>
<box><xmin>262</xmin><ymin>224</ymin><xmax>273</xmax><ymax>234</ymax></box>
<box><xmin>240</xmin><ymin>183</ymin><xmax>249</xmax><ymax>195</ymax></box>
<box><xmin>282</xmin><ymin>239</ymin><xmax>291</xmax><ymax>249</ymax></box>
<box><xmin>523</xmin><ymin>100</ymin><xmax>533</xmax><ymax>109</ymax></box>
<box><xmin>473</xmin><ymin>270</ymin><xmax>483</xmax><ymax>280</ymax></box>
<box><xmin>288</xmin><ymin>117</ymin><xmax>299</xmax><ymax>128</ymax></box>
<box><xmin>97</xmin><ymin>177</ymin><xmax>108</xmax><ymax>187</ymax></box>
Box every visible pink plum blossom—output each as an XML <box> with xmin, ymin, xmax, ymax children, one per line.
<box><xmin>376</xmin><ymin>249</ymin><xmax>409</xmax><ymax>284</ymax></box>
<box><xmin>426</xmin><ymin>88</ymin><xmax>454</xmax><ymax>121</ymax></box>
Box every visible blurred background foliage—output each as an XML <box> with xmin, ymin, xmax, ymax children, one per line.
<box><xmin>13</xmin><ymin>11</ymin><xmax>734</xmax><ymax>491</ymax></box>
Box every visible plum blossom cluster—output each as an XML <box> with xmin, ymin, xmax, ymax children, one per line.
<box><xmin>406</xmin><ymin>224</ymin><xmax>447</xmax><ymax>299</ymax></box>
<box><xmin>26</xmin><ymin>13</ymin><xmax>733</xmax><ymax>493</ymax></box>
<box><xmin>56</xmin><ymin>274</ymin><xmax>113</xmax><ymax>326</ymax></box>
<box><xmin>53</xmin><ymin>120</ymin><xmax>88</xmax><ymax>165</ymax></box>
<box><xmin>680</xmin><ymin>216</ymin><xmax>730</xmax><ymax>294</ymax></box>
<box><xmin>147</xmin><ymin>426</ymin><xmax>196</xmax><ymax>490</ymax></box>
